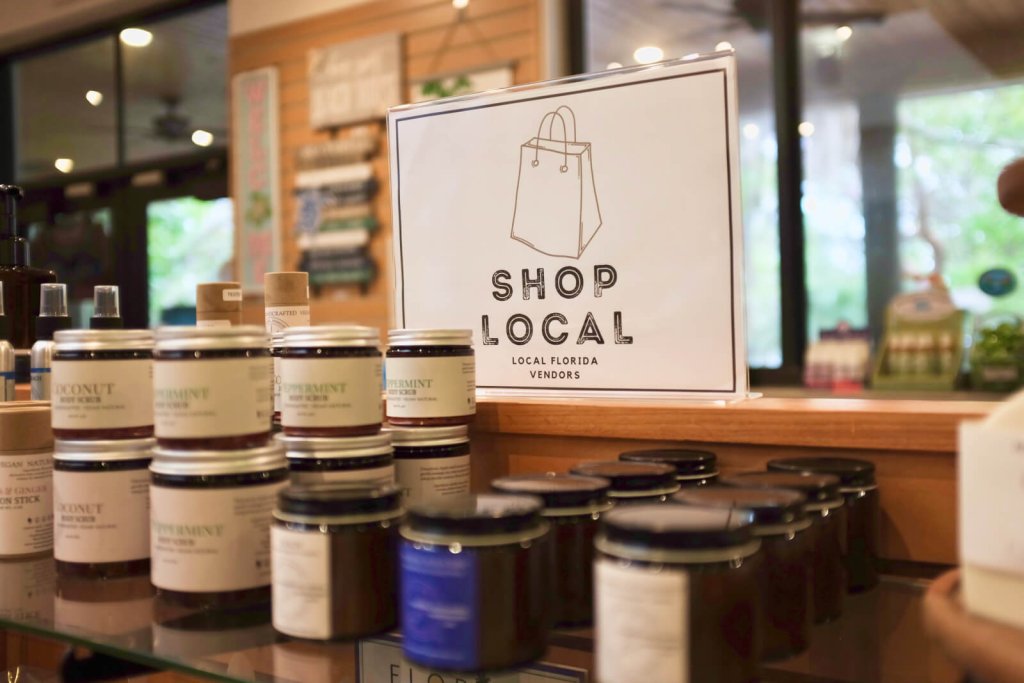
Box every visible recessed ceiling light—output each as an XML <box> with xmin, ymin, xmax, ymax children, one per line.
<box><xmin>715</xmin><ymin>41</ymin><xmax>734</xmax><ymax>52</ymax></box>
<box><xmin>835</xmin><ymin>25</ymin><xmax>853</xmax><ymax>42</ymax></box>
<box><xmin>85</xmin><ymin>90</ymin><xmax>103</xmax><ymax>106</ymax></box>
<box><xmin>798</xmin><ymin>121</ymin><xmax>815</xmax><ymax>137</ymax></box>
<box><xmin>54</xmin><ymin>158</ymin><xmax>74</xmax><ymax>174</ymax></box>
<box><xmin>452</xmin><ymin>0</ymin><xmax>469</xmax><ymax>7</ymax></box>
<box><xmin>119</xmin><ymin>28</ymin><xmax>153</xmax><ymax>47</ymax></box>
<box><xmin>633</xmin><ymin>46</ymin><xmax>664</xmax><ymax>64</ymax></box>
<box><xmin>191</xmin><ymin>130</ymin><xmax>214</xmax><ymax>147</ymax></box>
<box><xmin>606</xmin><ymin>61</ymin><xmax>623</xmax><ymax>70</ymax></box>
<box><xmin>742</xmin><ymin>123</ymin><xmax>760</xmax><ymax>140</ymax></box>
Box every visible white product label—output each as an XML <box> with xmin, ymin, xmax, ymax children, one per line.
<box><xmin>0</xmin><ymin>450</ymin><xmax>53</xmax><ymax>555</ymax></box>
<box><xmin>290</xmin><ymin>464</ymin><xmax>394</xmax><ymax>487</ymax></box>
<box><xmin>596</xmin><ymin>558</ymin><xmax>688</xmax><ymax>683</ymax></box>
<box><xmin>154</xmin><ymin>357</ymin><xmax>272</xmax><ymax>438</ymax></box>
<box><xmin>265</xmin><ymin>305</ymin><xmax>311</xmax><ymax>335</ymax></box>
<box><xmin>0</xmin><ymin>557</ymin><xmax>54</xmax><ymax>622</ymax></box>
<box><xmin>51</xmin><ymin>359</ymin><xmax>154</xmax><ymax>430</ymax></box>
<box><xmin>150</xmin><ymin>480</ymin><xmax>285</xmax><ymax>592</ymax></box>
<box><xmin>30</xmin><ymin>369</ymin><xmax>50</xmax><ymax>401</ymax></box>
<box><xmin>274</xmin><ymin>356</ymin><xmax>282</xmax><ymax>413</ymax></box>
<box><xmin>395</xmin><ymin>454</ymin><xmax>470</xmax><ymax>506</ymax></box>
<box><xmin>960</xmin><ymin>422</ymin><xmax>1024</xmax><ymax>574</ymax></box>
<box><xmin>385</xmin><ymin>356</ymin><xmax>476</xmax><ymax>418</ymax></box>
<box><xmin>223</xmin><ymin>289</ymin><xmax>243</xmax><ymax>302</ymax></box>
<box><xmin>53</xmin><ymin>468</ymin><xmax>150</xmax><ymax>563</ymax></box>
<box><xmin>271</xmin><ymin>527</ymin><xmax>331</xmax><ymax>639</ymax></box>
<box><xmin>196</xmin><ymin>319</ymin><xmax>231</xmax><ymax>328</ymax></box>
<box><xmin>281</xmin><ymin>357</ymin><xmax>382</xmax><ymax>427</ymax></box>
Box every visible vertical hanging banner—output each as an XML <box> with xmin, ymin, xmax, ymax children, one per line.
<box><xmin>233</xmin><ymin>67</ymin><xmax>282</xmax><ymax>291</ymax></box>
<box><xmin>388</xmin><ymin>53</ymin><xmax>747</xmax><ymax>400</ymax></box>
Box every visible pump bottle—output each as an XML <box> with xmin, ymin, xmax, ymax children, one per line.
<box><xmin>0</xmin><ymin>281</ymin><xmax>13</xmax><ymax>401</ymax></box>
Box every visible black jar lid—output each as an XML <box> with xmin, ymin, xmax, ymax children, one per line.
<box><xmin>766</xmin><ymin>457</ymin><xmax>876</xmax><ymax>488</ymax></box>
<box><xmin>491</xmin><ymin>473</ymin><xmax>610</xmax><ymax>508</ymax></box>
<box><xmin>602</xmin><ymin>504</ymin><xmax>753</xmax><ymax>550</ymax></box>
<box><xmin>619</xmin><ymin>447</ymin><xmax>718</xmax><ymax>476</ymax></box>
<box><xmin>672</xmin><ymin>486</ymin><xmax>806</xmax><ymax>527</ymax></box>
<box><xmin>721</xmin><ymin>472</ymin><xmax>842</xmax><ymax>505</ymax></box>
<box><xmin>277</xmin><ymin>483</ymin><xmax>402</xmax><ymax>517</ymax></box>
<box><xmin>570</xmin><ymin>461</ymin><xmax>677</xmax><ymax>493</ymax></box>
<box><xmin>406</xmin><ymin>493</ymin><xmax>543</xmax><ymax>536</ymax></box>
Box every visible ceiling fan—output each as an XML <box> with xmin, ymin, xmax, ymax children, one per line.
<box><xmin>657</xmin><ymin>0</ymin><xmax>886</xmax><ymax>33</ymax></box>
<box><xmin>132</xmin><ymin>94</ymin><xmax>228</xmax><ymax>145</ymax></box>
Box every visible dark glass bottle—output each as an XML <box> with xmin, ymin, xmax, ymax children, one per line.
<box><xmin>0</xmin><ymin>185</ymin><xmax>57</xmax><ymax>355</ymax></box>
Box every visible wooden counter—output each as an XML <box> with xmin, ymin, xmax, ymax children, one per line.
<box><xmin>471</xmin><ymin>396</ymin><xmax>995</xmax><ymax>566</ymax></box>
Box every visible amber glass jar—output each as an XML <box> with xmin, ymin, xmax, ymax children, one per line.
<box><xmin>278</xmin><ymin>432</ymin><xmax>394</xmax><ymax>486</ymax></box>
<box><xmin>570</xmin><ymin>461</ymin><xmax>680</xmax><ymax>504</ymax></box>
<box><xmin>51</xmin><ymin>330</ymin><xmax>154</xmax><ymax>440</ymax></box>
<box><xmin>620</xmin><ymin>447</ymin><xmax>719</xmax><ymax>487</ymax></box>
<box><xmin>595</xmin><ymin>505</ymin><xmax>761</xmax><ymax>683</ymax></box>
<box><xmin>272</xmin><ymin>483</ymin><xmax>402</xmax><ymax>640</ymax></box>
<box><xmin>153</xmin><ymin>326</ymin><xmax>272</xmax><ymax>450</ymax></box>
<box><xmin>491</xmin><ymin>473</ymin><xmax>612</xmax><ymax>628</ymax></box>
<box><xmin>149</xmin><ymin>442</ymin><xmax>288</xmax><ymax>609</ymax></box>
<box><xmin>767</xmin><ymin>457</ymin><xmax>879</xmax><ymax>593</ymax></box>
<box><xmin>385</xmin><ymin>329</ymin><xmax>475</xmax><ymax>426</ymax></box>
<box><xmin>400</xmin><ymin>494</ymin><xmax>549</xmax><ymax>672</ymax></box>
<box><xmin>723</xmin><ymin>472</ymin><xmax>846</xmax><ymax>623</ymax></box>
<box><xmin>674</xmin><ymin>486</ymin><xmax>812</xmax><ymax>661</ymax></box>
<box><xmin>279</xmin><ymin>326</ymin><xmax>382</xmax><ymax>436</ymax></box>
<box><xmin>388</xmin><ymin>424</ymin><xmax>471</xmax><ymax>506</ymax></box>
<box><xmin>53</xmin><ymin>438</ymin><xmax>153</xmax><ymax>579</ymax></box>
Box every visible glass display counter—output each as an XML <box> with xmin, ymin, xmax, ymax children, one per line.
<box><xmin>0</xmin><ymin>556</ymin><xmax>959</xmax><ymax>683</ymax></box>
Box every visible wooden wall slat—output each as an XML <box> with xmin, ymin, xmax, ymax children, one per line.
<box><xmin>230</xmin><ymin>0</ymin><xmax>542</xmax><ymax>326</ymax></box>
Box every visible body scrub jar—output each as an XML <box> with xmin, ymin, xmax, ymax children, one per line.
<box><xmin>767</xmin><ymin>457</ymin><xmax>879</xmax><ymax>592</ymax></box>
<box><xmin>595</xmin><ymin>505</ymin><xmax>761</xmax><ymax>683</ymax></box>
<box><xmin>674</xmin><ymin>486</ymin><xmax>812</xmax><ymax>661</ymax></box>
<box><xmin>153</xmin><ymin>326</ymin><xmax>272</xmax><ymax>449</ymax></box>
<box><xmin>271</xmin><ymin>483</ymin><xmax>402</xmax><ymax>640</ymax></box>
<box><xmin>400</xmin><ymin>494</ymin><xmax>550</xmax><ymax>672</ymax></box>
<box><xmin>723</xmin><ymin>472</ymin><xmax>846</xmax><ymax>623</ymax></box>
<box><xmin>491</xmin><ymin>473</ymin><xmax>613</xmax><ymax>627</ymax></box>
<box><xmin>620</xmin><ymin>447</ymin><xmax>719</xmax><ymax>487</ymax></box>
<box><xmin>570</xmin><ymin>461</ymin><xmax>679</xmax><ymax>504</ymax></box>
<box><xmin>53</xmin><ymin>438</ymin><xmax>153</xmax><ymax>578</ymax></box>
<box><xmin>279</xmin><ymin>325</ymin><xmax>382</xmax><ymax>436</ymax></box>
<box><xmin>51</xmin><ymin>330</ymin><xmax>154</xmax><ymax>440</ymax></box>
<box><xmin>388</xmin><ymin>425</ymin><xmax>471</xmax><ymax>506</ymax></box>
<box><xmin>149</xmin><ymin>442</ymin><xmax>288</xmax><ymax>609</ymax></box>
<box><xmin>385</xmin><ymin>329</ymin><xmax>475</xmax><ymax>426</ymax></box>
<box><xmin>278</xmin><ymin>432</ymin><xmax>394</xmax><ymax>486</ymax></box>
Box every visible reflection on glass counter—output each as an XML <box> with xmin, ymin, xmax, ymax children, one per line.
<box><xmin>0</xmin><ymin>559</ymin><xmax>960</xmax><ymax>683</ymax></box>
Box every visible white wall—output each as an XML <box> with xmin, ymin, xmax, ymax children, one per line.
<box><xmin>229</xmin><ymin>0</ymin><xmax>375</xmax><ymax>36</ymax></box>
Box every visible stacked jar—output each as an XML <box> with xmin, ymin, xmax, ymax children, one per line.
<box><xmin>384</xmin><ymin>329</ymin><xmax>476</xmax><ymax>507</ymax></box>
<box><xmin>150</xmin><ymin>325</ymin><xmax>284</xmax><ymax>608</ymax></box>
<box><xmin>49</xmin><ymin>329</ymin><xmax>155</xmax><ymax>579</ymax></box>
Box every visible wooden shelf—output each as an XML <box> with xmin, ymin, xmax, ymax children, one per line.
<box><xmin>475</xmin><ymin>396</ymin><xmax>993</xmax><ymax>453</ymax></box>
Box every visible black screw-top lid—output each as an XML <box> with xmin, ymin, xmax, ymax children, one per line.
<box><xmin>766</xmin><ymin>457</ymin><xmax>876</xmax><ymax>488</ymax></box>
<box><xmin>277</xmin><ymin>483</ymin><xmax>402</xmax><ymax>517</ymax></box>
<box><xmin>491</xmin><ymin>473</ymin><xmax>610</xmax><ymax>508</ymax></box>
<box><xmin>570</xmin><ymin>461</ymin><xmax>676</xmax><ymax>493</ymax></box>
<box><xmin>721</xmin><ymin>471</ymin><xmax>842</xmax><ymax>505</ymax></box>
<box><xmin>405</xmin><ymin>493</ymin><xmax>543</xmax><ymax>536</ymax></box>
<box><xmin>35</xmin><ymin>315</ymin><xmax>72</xmax><ymax>341</ymax></box>
<box><xmin>0</xmin><ymin>185</ymin><xmax>27</xmax><ymax>266</ymax></box>
<box><xmin>602</xmin><ymin>504</ymin><xmax>753</xmax><ymax>551</ymax></box>
<box><xmin>673</xmin><ymin>486</ymin><xmax>807</xmax><ymax>527</ymax></box>
<box><xmin>619</xmin><ymin>447</ymin><xmax>718</xmax><ymax>476</ymax></box>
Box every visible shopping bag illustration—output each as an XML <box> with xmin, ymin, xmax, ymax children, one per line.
<box><xmin>510</xmin><ymin>105</ymin><xmax>603</xmax><ymax>259</ymax></box>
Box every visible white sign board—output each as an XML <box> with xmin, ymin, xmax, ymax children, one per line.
<box><xmin>357</xmin><ymin>636</ymin><xmax>587</xmax><ymax>682</ymax></box>
<box><xmin>309</xmin><ymin>33</ymin><xmax>401</xmax><ymax>129</ymax></box>
<box><xmin>388</xmin><ymin>54</ymin><xmax>747</xmax><ymax>399</ymax></box>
